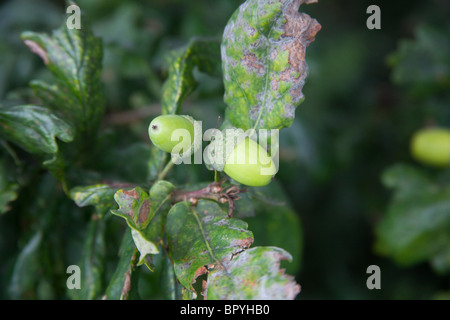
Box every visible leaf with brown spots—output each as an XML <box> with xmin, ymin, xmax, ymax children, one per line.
<box><xmin>221</xmin><ymin>0</ymin><xmax>321</xmax><ymax>131</ymax></box>
<box><xmin>112</xmin><ymin>187</ymin><xmax>152</xmax><ymax>230</ymax></box>
<box><xmin>111</xmin><ymin>181</ymin><xmax>175</xmax><ymax>269</ymax></box>
<box><xmin>166</xmin><ymin>200</ymin><xmax>254</xmax><ymax>295</ymax></box>
<box><xmin>166</xmin><ymin>198</ymin><xmax>301</xmax><ymax>299</ymax></box>
<box><xmin>207</xmin><ymin>246</ymin><xmax>300</xmax><ymax>299</ymax></box>
<box><xmin>112</xmin><ymin>181</ymin><xmax>174</xmax><ymax>231</ymax></box>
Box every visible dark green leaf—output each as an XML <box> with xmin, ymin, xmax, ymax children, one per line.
<box><xmin>145</xmin><ymin>180</ymin><xmax>176</xmax><ymax>245</ymax></box>
<box><xmin>21</xmin><ymin>14</ymin><xmax>105</xmax><ymax>138</ymax></box>
<box><xmin>245</xmin><ymin>182</ymin><xmax>303</xmax><ymax>275</ymax></box>
<box><xmin>375</xmin><ymin>164</ymin><xmax>450</xmax><ymax>271</ymax></box>
<box><xmin>159</xmin><ymin>251</ymin><xmax>179</xmax><ymax>300</ymax></box>
<box><xmin>104</xmin><ymin>230</ymin><xmax>139</xmax><ymax>300</ymax></box>
<box><xmin>42</xmin><ymin>151</ymin><xmax>69</xmax><ymax>189</ymax></box>
<box><xmin>0</xmin><ymin>184</ymin><xmax>18</xmax><ymax>214</ymax></box>
<box><xmin>161</xmin><ymin>37</ymin><xmax>221</xmax><ymax>114</ymax></box>
<box><xmin>221</xmin><ymin>0</ymin><xmax>321</xmax><ymax>130</ymax></box>
<box><xmin>381</xmin><ymin>163</ymin><xmax>435</xmax><ymax>200</ymax></box>
<box><xmin>388</xmin><ymin>25</ymin><xmax>450</xmax><ymax>96</ymax></box>
<box><xmin>8</xmin><ymin>231</ymin><xmax>43</xmax><ymax>299</ymax></box>
<box><xmin>431</xmin><ymin>248</ymin><xmax>450</xmax><ymax>274</ymax></box>
<box><xmin>0</xmin><ymin>105</ymin><xmax>74</xmax><ymax>154</ymax></box>
<box><xmin>70</xmin><ymin>184</ymin><xmax>118</xmax><ymax>217</ymax></box>
<box><xmin>207</xmin><ymin>246</ymin><xmax>300</xmax><ymax>299</ymax></box>
<box><xmin>0</xmin><ymin>156</ymin><xmax>19</xmax><ymax>214</ymax></box>
<box><xmin>67</xmin><ymin>217</ymin><xmax>106</xmax><ymax>300</ymax></box>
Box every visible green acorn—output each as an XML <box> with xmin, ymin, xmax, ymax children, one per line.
<box><xmin>410</xmin><ymin>127</ymin><xmax>450</xmax><ymax>167</ymax></box>
<box><xmin>148</xmin><ymin>114</ymin><xmax>201</xmax><ymax>162</ymax></box>
<box><xmin>205</xmin><ymin>128</ymin><xmax>277</xmax><ymax>187</ymax></box>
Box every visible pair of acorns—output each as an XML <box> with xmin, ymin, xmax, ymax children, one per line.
<box><xmin>148</xmin><ymin>114</ymin><xmax>277</xmax><ymax>187</ymax></box>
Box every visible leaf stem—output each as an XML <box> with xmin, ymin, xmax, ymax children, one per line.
<box><xmin>214</xmin><ymin>170</ymin><xmax>220</xmax><ymax>183</ymax></box>
<box><xmin>157</xmin><ymin>159</ymin><xmax>175</xmax><ymax>181</ymax></box>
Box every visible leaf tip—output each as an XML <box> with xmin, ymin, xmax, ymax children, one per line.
<box><xmin>23</xmin><ymin>39</ymin><xmax>49</xmax><ymax>65</ymax></box>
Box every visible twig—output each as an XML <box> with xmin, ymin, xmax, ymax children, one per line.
<box><xmin>120</xmin><ymin>247</ymin><xmax>139</xmax><ymax>300</ymax></box>
<box><xmin>171</xmin><ymin>180</ymin><xmax>246</xmax><ymax>217</ymax></box>
<box><xmin>102</xmin><ymin>104</ymin><xmax>161</xmax><ymax>126</ymax></box>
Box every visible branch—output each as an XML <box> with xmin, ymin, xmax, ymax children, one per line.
<box><xmin>171</xmin><ymin>180</ymin><xmax>246</xmax><ymax>217</ymax></box>
<box><xmin>102</xmin><ymin>104</ymin><xmax>161</xmax><ymax>126</ymax></box>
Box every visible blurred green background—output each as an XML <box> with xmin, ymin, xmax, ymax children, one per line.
<box><xmin>1</xmin><ymin>0</ymin><xmax>450</xmax><ymax>299</ymax></box>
